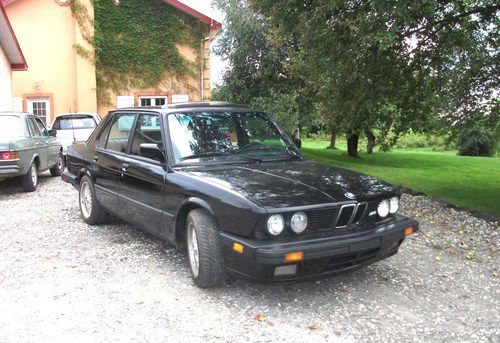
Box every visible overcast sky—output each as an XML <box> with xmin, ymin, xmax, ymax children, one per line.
<box><xmin>178</xmin><ymin>0</ymin><xmax>226</xmax><ymax>87</ymax></box>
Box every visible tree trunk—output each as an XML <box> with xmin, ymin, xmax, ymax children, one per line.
<box><xmin>347</xmin><ymin>133</ymin><xmax>360</xmax><ymax>158</ymax></box>
<box><xmin>364</xmin><ymin>129</ymin><xmax>375</xmax><ymax>154</ymax></box>
<box><xmin>327</xmin><ymin>125</ymin><xmax>336</xmax><ymax>149</ymax></box>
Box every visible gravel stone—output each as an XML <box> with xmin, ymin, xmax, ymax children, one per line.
<box><xmin>0</xmin><ymin>175</ymin><xmax>498</xmax><ymax>342</ymax></box>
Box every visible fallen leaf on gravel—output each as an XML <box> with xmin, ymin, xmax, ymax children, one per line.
<box><xmin>308</xmin><ymin>323</ymin><xmax>318</xmax><ymax>330</ymax></box>
<box><xmin>435</xmin><ymin>256</ymin><xmax>441</xmax><ymax>261</ymax></box>
<box><xmin>267</xmin><ymin>321</ymin><xmax>274</xmax><ymax>326</ymax></box>
<box><xmin>467</xmin><ymin>252</ymin><xmax>473</xmax><ymax>260</ymax></box>
<box><xmin>492</xmin><ymin>271</ymin><xmax>497</xmax><ymax>277</ymax></box>
<box><xmin>254</xmin><ymin>314</ymin><xmax>267</xmax><ymax>322</ymax></box>
<box><xmin>426</xmin><ymin>233</ymin><xmax>432</xmax><ymax>238</ymax></box>
<box><xmin>334</xmin><ymin>330</ymin><xmax>342</xmax><ymax>336</ymax></box>
<box><xmin>459</xmin><ymin>230</ymin><xmax>464</xmax><ymax>235</ymax></box>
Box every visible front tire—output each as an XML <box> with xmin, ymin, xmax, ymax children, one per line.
<box><xmin>21</xmin><ymin>162</ymin><xmax>38</xmax><ymax>192</ymax></box>
<box><xmin>79</xmin><ymin>175</ymin><xmax>108</xmax><ymax>225</ymax></box>
<box><xmin>50</xmin><ymin>153</ymin><xmax>65</xmax><ymax>176</ymax></box>
<box><xmin>186</xmin><ymin>209</ymin><xmax>226</xmax><ymax>288</ymax></box>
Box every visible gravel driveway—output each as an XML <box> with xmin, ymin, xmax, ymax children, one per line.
<box><xmin>0</xmin><ymin>174</ymin><xmax>498</xmax><ymax>342</ymax></box>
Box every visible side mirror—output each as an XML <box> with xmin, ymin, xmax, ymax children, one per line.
<box><xmin>48</xmin><ymin>129</ymin><xmax>57</xmax><ymax>138</ymax></box>
<box><xmin>292</xmin><ymin>138</ymin><xmax>302</xmax><ymax>149</ymax></box>
<box><xmin>139</xmin><ymin>143</ymin><xmax>165</xmax><ymax>162</ymax></box>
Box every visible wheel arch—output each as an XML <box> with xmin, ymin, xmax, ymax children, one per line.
<box><xmin>174</xmin><ymin>197</ymin><xmax>217</xmax><ymax>245</ymax></box>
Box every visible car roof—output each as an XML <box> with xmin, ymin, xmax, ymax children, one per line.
<box><xmin>0</xmin><ymin>111</ymin><xmax>36</xmax><ymax>119</ymax></box>
<box><xmin>112</xmin><ymin>102</ymin><xmax>252</xmax><ymax>114</ymax></box>
<box><xmin>54</xmin><ymin>113</ymin><xmax>99</xmax><ymax>118</ymax></box>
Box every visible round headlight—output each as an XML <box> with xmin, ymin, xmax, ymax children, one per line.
<box><xmin>291</xmin><ymin>212</ymin><xmax>308</xmax><ymax>233</ymax></box>
<box><xmin>267</xmin><ymin>214</ymin><xmax>284</xmax><ymax>236</ymax></box>
<box><xmin>389</xmin><ymin>197</ymin><xmax>399</xmax><ymax>214</ymax></box>
<box><xmin>377</xmin><ymin>199</ymin><xmax>390</xmax><ymax>218</ymax></box>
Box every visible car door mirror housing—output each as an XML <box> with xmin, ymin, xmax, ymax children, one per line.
<box><xmin>48</xmin><ymin>129</ymin><xmax>57</xmax><ymax>138</ymax></box>
<box><xmin>139</xmin><ymin>143</ymin><xmax>165</xmax><ymax>162</ymax></box>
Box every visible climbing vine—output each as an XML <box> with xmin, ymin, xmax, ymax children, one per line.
<box><xmin>71</xmin><ymin>0</ymin><xmax>206</xmax><ymax>105</ymax></box>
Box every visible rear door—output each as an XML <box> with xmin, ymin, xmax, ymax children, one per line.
<box><xmin>92</xmin><ymin>112</ymin><xmax>137</xmax><ymax>214</ymax></box>
<box><xmin>118</xmin><ymin>113</ymin><xmax>166</xmax><ymax>234</ymax></box>
<box><xmin>34</xmin><ymin>117</ymin><xmax>59</xmax><ymax>167</ymax></box>
<box><xmin>27</xmin><ymin>116</ymin><xmax>49</xmax><ymax>169</ymax></box>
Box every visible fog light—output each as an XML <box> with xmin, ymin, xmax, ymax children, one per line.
<box><xmin>285</xmin><ymin>251</ymin><xmax>304</xmax><ymax>263</ymax></box>
<box><xmin>405</xmin><ymin>227</ymin><xmax>414</xmax><ymax>236</ymax></box>
<box><xmin>274</xmin><ymin>264</ymin><xmax>298</xmax><ymax>277</ymax></box>
<box><xmin>233</xmin><ymin>242</ymin><xmax>244</xmax><ymax>254</ymax></box>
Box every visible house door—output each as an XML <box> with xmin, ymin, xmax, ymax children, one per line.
<box><xmin>27</xmin><ymin>97</ymin><xmax>51</xmax><ymax>127</ymax></box>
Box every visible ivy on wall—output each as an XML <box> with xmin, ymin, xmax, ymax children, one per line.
<box><xmin>71</xmin><ymin>0</ymin><xmax>206</xmax><ymax>105</ymax></box>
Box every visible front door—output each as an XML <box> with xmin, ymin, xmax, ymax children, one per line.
<box><xmin>27</xmin><ymin>97</ymin><xmax>51</xmax><ymax>128</ymax></box>
<box><xmin>119</xmin><ymin>113</ymin><xmax>166</xmax><ymax>235</ymax></box>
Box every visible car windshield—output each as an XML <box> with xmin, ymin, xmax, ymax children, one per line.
<box><xmin>0</xmin><ymin>116</ymin><xmax>22</xmax><ymax>139</ymax></box>
<box><xmin>54</xmin><ymin>116</ymin><xmax>96</xmax><ymax>130</ymax></box>
<box><xmin>168</xmin><ymin>111</ymin><xmax>301</xmax><ymax>164</ymax></box>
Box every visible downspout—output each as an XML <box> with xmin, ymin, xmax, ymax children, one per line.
<box><xmin>200</xmin><ymin>36</ymin><xmax>212</xmax><ymax>101</ymax></box>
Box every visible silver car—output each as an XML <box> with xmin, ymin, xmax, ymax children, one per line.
<box><xmin>51</xmin><ymin>113</ymin><xmax>101</xmax><ymax>157</ymax></box>
<box><xmin>0</xmin><ymin>112</ymin><xmax>64</xmax><ymax>191</ymax></box>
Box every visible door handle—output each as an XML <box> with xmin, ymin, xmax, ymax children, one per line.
<box><xmin>93</xmin><ymin>155</ymin><xmax>99</xmax><ymax>162</ymax></box>
<box><xmin>121</xmin><ymin>163</ymin><xmax>130</xmax><ymax>172</ymax></box>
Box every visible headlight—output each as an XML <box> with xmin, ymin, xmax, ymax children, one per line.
<box><xmin>389</xmin><ymin>197</ymin><xmax>399</xmax><ymax>214</ymax></box>
<box><xmin>291</xmin><ymin>212</ymin><xmax>308</xmax><ymax>233</ymax></box>
<box><xmin>267</xmin><ymin>214</ymin><xmax>284</xmax><ymax>236</ymax></box>
<box><xmin>377</xmin><ymin>199</ymin><xmax>390</xmax><ymax>218</ymax></box>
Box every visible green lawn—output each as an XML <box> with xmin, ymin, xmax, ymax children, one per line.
<box><xmin>302</xmin><ymin>140</ymin><xmax>500</xmax><ymax>217</ymax></box>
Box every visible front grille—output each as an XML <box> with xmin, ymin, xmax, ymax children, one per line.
<box><xmin>254</xmin><ymin>200</ymin><xmax>382</xmax><ymax>239</ymax></box>
<box><xmin>335</xmin><ymin>204</ymin><xmax>356</xmax><ymax>227</ymax></box>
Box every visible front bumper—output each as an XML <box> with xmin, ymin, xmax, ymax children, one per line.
<box><xmin>220</xmin><ymin>214</ymin><xmax>418</xmax><ymax>283</ymax></box>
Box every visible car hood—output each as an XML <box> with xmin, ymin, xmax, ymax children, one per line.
<box><xmin>184</xmin><ymin>160</ymin><xmax>400</xmax><ymax>209</ymax></box>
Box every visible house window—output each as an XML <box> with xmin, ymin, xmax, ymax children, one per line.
<box><xmin>139</xmin><ymin>96</ymin><xmax>167</xmax><ymax>107</ymax></box>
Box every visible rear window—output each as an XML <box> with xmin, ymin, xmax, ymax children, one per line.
<box><xmin>53</xmin><ymin>116</ymin><xmax>96</xmax><ymax>130</ymax></box>
<box><xmin>0</xmin><ymin>116</ymin><xmax>23</xmax><ymax>138</ymax></box>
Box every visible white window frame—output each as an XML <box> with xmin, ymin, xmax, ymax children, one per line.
<box><xmin>138</xmin><ymin>96</ymin><xmax>168</xmax><ymax>107</ymax></box>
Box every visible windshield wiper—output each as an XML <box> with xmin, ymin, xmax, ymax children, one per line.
<box><xmin>179</xmin><ymin>152</ymin><xmax>230</xmax><ymax>161</ymax></box>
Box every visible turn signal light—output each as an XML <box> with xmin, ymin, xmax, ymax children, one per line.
<box><xmin>0</xmin><ymin>151</ymin><xmax>19</xmax><ymax>160</ymax></box>
<box><xmin>405</xmin><ymin>227</ymin><xmax>414</xmax><ymax>236</ymax></box>
<box><xmin>232</xmin><ymin>242</ymin><xmax>244</xmax><ymax>254</ymax></box>
<box><xmin>285</xmin><ymin>251</ymin><xmax>304</xmax><ymax>263</ymax></box>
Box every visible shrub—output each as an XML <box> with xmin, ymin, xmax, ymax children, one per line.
<box><xmin>456</xmin><ymin>127</ymin><xmax>496</xmax><ymax>157</ymax></box>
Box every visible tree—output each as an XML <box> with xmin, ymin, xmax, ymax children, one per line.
<box><xmin>212</xmin><ymin>0</ymin><xmax>317</xmax><ymax>134</ymax></box>
<box><xmin>250</xmin><ymin>0</ymin><xmax>499</xmax><ymax>157</ymax></box>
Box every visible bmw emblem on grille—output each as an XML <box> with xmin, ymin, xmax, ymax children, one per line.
<box><xmin>344</xmin><ymin>192</ymin><xmax>356</xmax><ymax>200</ymax></box>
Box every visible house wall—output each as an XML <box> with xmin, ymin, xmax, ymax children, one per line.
<box><xmin>6</xmin><ymin>0</ymin><xmax>97</xmax><ymax>124</ymax></box>
<box><xmin>0</xmin><ymin>44</ymin><xmax>13</xmax><ymax>111</ymax></box>
<box><xmin>97</xmin><ymin>40</ymin><xmax>212</xmax><ymax>116</ymax></box>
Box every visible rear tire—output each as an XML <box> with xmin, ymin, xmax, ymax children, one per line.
<box><xmin>186</xmin><ymin>209</ymin><xmax>226</xmax><ymax>288</ymax></box>
<box><xmin>21</xmin><ymin>162</ymin><xmax>38</xmax><ymax>192</ymax></box>
<box><xmin>79</xmin><ymin>175</ymin><xmax>108</xmax><ymax>225</ymax></box>
<box><xmin>50</xmin><ymin>153</ymin><xmax>65</xmax><ymax>176</ymax></box>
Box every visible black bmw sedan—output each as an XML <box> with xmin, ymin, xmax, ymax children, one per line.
<box><xmin>61</xmin><ymin>102</ymin><xmax>418</xmax><ymax>288</ymax></box>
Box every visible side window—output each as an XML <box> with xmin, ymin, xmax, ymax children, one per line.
<box><xmin>35</xmin><ymin>118</ymin><xmax>49</xmax><ymax>136</ymax></box>
<box><xmin>52</xmin><ymin>118</ymin><xmax>61</xmax><ymax>130</ymax></box>
<box><xmin>129</xmin><ymin>114</ymin><xmax>164</xmax><ymax>162</ymax></box>
<box><xmin>28</xmin><ymin>117</ymin><xmax>42</xmax><ymax>137</ymax></box>
<box><xmin>104</xmin><ymin>113</ymin><xmax>136</xmax><ymax>153</ymax></box>
<box><xmin>96</xmin><ymin>117</ymin><xmax>113</xmax><ymax>149</ymax></box>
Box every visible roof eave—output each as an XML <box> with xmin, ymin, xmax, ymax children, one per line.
<box><xmin>0</xmin><ymin>2</ymin><xmax>27</xmax><ymax>71</ymax></box>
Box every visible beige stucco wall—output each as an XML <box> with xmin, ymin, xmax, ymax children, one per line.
<box><xmin>0</xmin><ymin>44</ymin><xmax>13</xmax><ymax>111</ymax></box>
<box><xmin>6</xmin><ymin>0</ymin><xmax>215</xmax><ymax>119</ymax></box>
<box><xmin>6</xmin><ymin>0</ymin><xmax>97</xmax><ymax>123</ymax></box>
<box><xmin>97</xmin><ymin>40</ymin><xmax>213</xmax><ymax>116</ymax></box>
